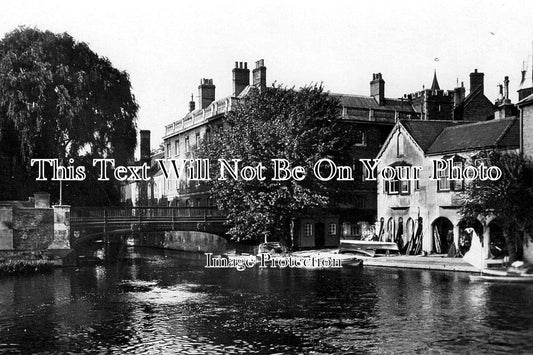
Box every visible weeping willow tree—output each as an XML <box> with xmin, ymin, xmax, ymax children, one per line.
<box><xmin>0</xmin><ymin>27</ymin><xmax>138</xmax><ymax>204</ymax></box>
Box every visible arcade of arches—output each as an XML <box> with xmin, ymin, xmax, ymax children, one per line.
<box><xmin>379</xmin><ymin>214</ymin><xmax>508</xmax><ymax>258</ymax></box>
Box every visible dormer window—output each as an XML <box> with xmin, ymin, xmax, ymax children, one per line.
<box><xmin>355</xmin><ymin>130</ymin><xmax>366</xmax><ymax>146</ymax></box>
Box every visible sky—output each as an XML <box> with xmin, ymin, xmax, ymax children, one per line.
<box><xmin>1</xmin><ymin>0</ymin><xmax>533</xmax><ymax>154</ymax></box>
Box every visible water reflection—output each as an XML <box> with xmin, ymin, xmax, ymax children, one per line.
<box><xmin>0</xmin><ymin>248</ymin><xmax>532</xmax><ymax>354</ymax></box>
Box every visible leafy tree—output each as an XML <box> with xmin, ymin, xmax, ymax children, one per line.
<box><xmin>0</xmin><ymin>27</ymin><xmax>138</xmax><ymax>203</ymax></box>
<box><xmin>200</xmin><ymin>84</ymin><xmax>359</xmax><ymax>245</ymax></box>
<box><xmin>460</xmin><ymin>151</ymin><xmax>533</xmax><ymax>262</ymax></box>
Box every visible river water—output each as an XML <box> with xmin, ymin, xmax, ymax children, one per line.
<box><xmin>0</xmin><ymin>247</ymin><xmax>532</xmax><ymax>354</ymax></box>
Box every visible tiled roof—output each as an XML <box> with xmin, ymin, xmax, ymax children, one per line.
<box><xmin>426</xmin><ymin>117</ymin><xmax>519</xmax><ymax>154</ymax></box>
<box><xmin>401</xmin><ymin>120</ymin><xmax>466</xmax><ymax>151</ymax></box>
<box><xmin>332</xmin><ymin>93</ymin><xmax>415</xmax><ymax>112</ymax></box>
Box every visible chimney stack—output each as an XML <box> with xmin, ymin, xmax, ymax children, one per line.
<box><xmin>140</xmin><ymin>130</ymin><xmax>151</xmax><ymax>165</ymax></box>
<box><xmin>189</xmin><ymin>93</ymin><xmax>195</xmax><ymax>112</ymax></box>
<box><xmin>504</xmin><ymin>76</ymin><xmax>510</xmax><ymax>102</ymax></box>
<box><xmin>370</xmin><ymin>73</ymin><xmax>385</xmax><ymax>105</ymax></box>
<box><xmin>198</xmin><ymin>78</ymin><xmax>215</xmax><ymax>109</ymax></box>
<box><xmin>232</xmin><ymin>61</ymin><xmax>250</xmax><ymax>97</ymax></box>
<box><xmin>252</xmin><ymin>59</ymin><xmax>267</xmax><ymax>90</ymax></box>
<box><xmin>469</xmin><ymin>69</ymin><xmax>484</xmax><ymax>94</ymax></box>
<box><xmin>454</xmin><ymin>82</ymin><xmax>465</xmax><ymax>107</ymax></box>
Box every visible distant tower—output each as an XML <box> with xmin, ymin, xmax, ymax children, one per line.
<box><xmin>409</xmin><ymin>71</ymin><xmax>453</xmax><ymax>120</ymax></box>
<box><xmin>430</xmin><ymin>70</ymin><xmax>440</xmax><ymax>91</ymax></box>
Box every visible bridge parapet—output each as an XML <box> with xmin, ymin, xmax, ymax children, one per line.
<box><xmin>69</xmin><ymin>206</ymin><xmax>230</xmax><ymax>244</ymax></box>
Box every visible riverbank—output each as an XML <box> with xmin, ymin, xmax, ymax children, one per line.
<box><xmin>0</xmin><ymin>259</ymin><xmax>55</xmax><ymax>276</ymax></box>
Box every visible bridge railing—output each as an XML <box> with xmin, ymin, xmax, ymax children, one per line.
<box><xmin>70</xmin><ymin>206</ymin><xmax>227</xmax><ymax>223</ymax></box>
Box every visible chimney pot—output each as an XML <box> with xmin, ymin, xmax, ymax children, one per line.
<box><xmin>198</xmin><ymin>78</ymin><xmax>216</xmax><ymax>109</ymax></box>
<box><xmin>469</xmin><ymin>69</ymin><xmax>484</xmax><ymax>94</ymax></box>
<box><xmin>252</xmin><ymin>59</ymin><xmax>267</xmax><ymax>90</ymax></box>
<box><xmin>233</xmin><ymin>60</ymin><xmax>250</xmax><ymax>96</ymax></box>
<box><xmin>370</xmin><ymin>73</ymin><xmax>385</xmax><ymax>105</ymax></box>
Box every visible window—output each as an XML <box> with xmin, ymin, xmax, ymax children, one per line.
<box><xmin>175</xmin><ymin>139</ymin><xmax>179</xmax><ymax>156</ymax></box>
<box><xmin>329</xmin><ymin>223</ymin><xmax>337</xmax><ymax>235</ymax></box>
<box><xmin>414</xmin><ymin>179</ymin><xmax>420</xmax><ymax>191</ymax></box>
<box><xmin>196</xmin><ymin>198</ymin><xmax>201</xmax><ymax>207</ymax></box>
<box><xmin>387</xmin><ymin>180</ymin><xmax>399</xmax><ymax>194</ymax></box>
<box><xmin>304</xmin><ymin>223</ymin><xmax>313</xmax><ymax>236</ymax></box>
<box><xmin>438</xmin><ymin>156</ymin><xmax>465</xmax><ymax>192</ymax></box>
<box><xmin>166</xmin><ymin>143</ymin><xmax>171</xmax><ymax>158</ymax></box>
<box><xmin>195</xmin><ymin>132</ymin><xmax>200</xmax><ymax>147</ymax></box>
<box><xmin>354</xmin><ymin>161</ymin><xmax>365</xmax><ymax>182</ymax></box>
<box><xmin>451</xmin><ymin>161</ymin><xmax>464</xmax><ymax>191</ymax></box>
<box><xmin>355</xmin><ymin>197</ymin><xmax>366</xmax><ymax>209</ymax></box>
<box><xmin>437</xmin><ymin>169</ymin><xmax>450</xmax><ymax>191</ymax></box>
<box><xmin>397</xmin><ymin>133</ymin><xmax>405</xmax><ymax>157</ymax></box>
<box><xmin>355</xmin><ymin>130</ymin><xmax>366</xmax><ymax>146</ymax></box>
<box><xmin>342</xmin><ymin>222</ymin><xmax>360</xmax><ymax>237</ymax></box>
<box><xmin>185</xmin><ymin>199</ymin><xmax>191</xmax><ymax>207</ymax></box>
<box><xmin>400</xmin><ymin>180</ymin><xmax>410</xmax><ymax>194</ymax></box>
<box><xmin>185</xmin><ymin>136</ymin><xmax>190</xmax><ymax>152</ymax></box>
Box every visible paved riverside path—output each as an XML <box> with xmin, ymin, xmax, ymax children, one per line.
<box><xmin>360</xmin><ymin>255</ymin><xmax>479</xmax><ymax>272</ymax></box>
<box><xmin>292</xmin><ymin>249</ymin><xmax>504</xmax><ymax>273</ymax></box>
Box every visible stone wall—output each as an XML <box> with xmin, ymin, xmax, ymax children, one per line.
<box><xmin>0</xmin><ymin>195</ymin><xmax>71</xmax><ymax>251</ymax></box>
<box><xmin>0</xmin><ymin>206</ymin><xmax>13</xmax><ymax>249</ymax></box>
<box><xmin>12</xmin><ymin>208</ymin><xmax>54</xmax><ymax>250</ymax></box>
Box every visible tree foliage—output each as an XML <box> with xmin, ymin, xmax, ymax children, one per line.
<box><xmin>200</xmin><ymin>84</ymin><xmax>359</xmax><ymax>244</ymax></box>
<box><xmin>0</xmin><ymin>27</ymin><xmax>138</xmax><ymax>202</ymax></box>
<box><xmin>460</xmin><ymin>151</ymin><xmax>533</xmax><ymax>261</ymax></box>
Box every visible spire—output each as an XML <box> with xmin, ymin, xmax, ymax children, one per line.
<box><xmin>431</xmin><ymin>69</ymin><xmax>440</xmax><ymax>91</ymax></box>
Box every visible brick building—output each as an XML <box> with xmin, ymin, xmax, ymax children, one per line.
<box><xmin>159</xmin><ymin>62</ymin><xmax>424</xmax><ymax>248</ymax></box>
<box><xmin>406</xmin><ymin>69</ymin><xmax>494</xmax><ymax>122</ymax></box>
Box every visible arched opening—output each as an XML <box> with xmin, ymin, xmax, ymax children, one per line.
<box><xmin>432</xmin><ymin>217</ymin><xmax>453</xmax><ymax>254</ymax></box>
<box><xmin>405</xmin><ymin>217</ymin><xmax>423</xmax><ymax>255</ymax></box>
<box><xmin>384</xmin><ymin>217</ymin><xmax>394</xmax><ymax>242</ymax></box>
<box><xmin>458</xmin><ymin>217</ymin><xmax>483</xmax><ymax>256</ymax></box>
<box><xmin>402</xmin><ymin>217</ymin><xmax>415</xmax><ymax>254</ymax></box>
<box><xmin>394</xmin><ymin>217</ymin><xmax>405</xmax><ymax>251</ymax></box>
<box><xmin>488</xmin><ymin>219</ymin><xmax>508</xmax><ymax>259</ymax></box>
<box><xmin>377</xmin><ymin>217</ymin><xmax>385</xmax><ymax>240</ymax></box>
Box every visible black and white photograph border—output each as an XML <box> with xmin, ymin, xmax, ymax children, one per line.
<box><xmin>0</xmin><ymin>1</ymin><xmax>532</xmax><ymax>354</ymax></box>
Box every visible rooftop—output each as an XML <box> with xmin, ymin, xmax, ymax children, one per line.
<box><xmin>426</xmin><ymin>117</ymin><xmax>519</xmax><ymax>154</ymax></box>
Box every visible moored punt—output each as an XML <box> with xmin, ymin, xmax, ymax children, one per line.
<box><xmin>339</xmin><ymin>239</ymin><xmax>399</xmax><ymax>257</ymax></box>
<box><xmin>469</xmin><ymin>274</ymin><xmax>533</xmax><ymax>283</ymax></box>
<box><xmin>341</xmin><ymin>258</ymin><xmax>363</xmax><ymax>268</ymax></box>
